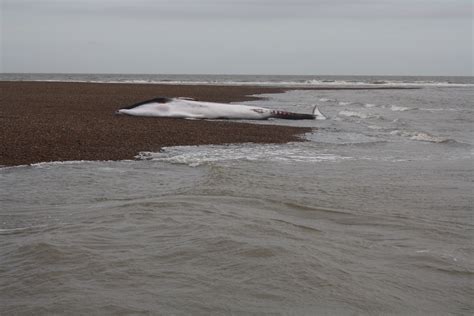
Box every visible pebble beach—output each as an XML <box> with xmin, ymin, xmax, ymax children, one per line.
<box><xmin>0</xmin><ymin>82</ymin><xmax>311</xmax><ymax>166</ymax></box>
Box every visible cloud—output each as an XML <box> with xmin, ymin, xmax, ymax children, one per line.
<box><xmin>3</xmin><ymin>0</ymin><xmax>473</xmax><ymax>20</ymax></box>
<box><xmin>2</xmin><ymin>0</ymin><xmax>472</xmax><ymax>75</ymax></box>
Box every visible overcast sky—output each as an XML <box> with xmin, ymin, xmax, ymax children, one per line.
<box><xmin>1</xmin><ymin>0</ymin><xmax>472</xmax><ymax>75</ymax></box>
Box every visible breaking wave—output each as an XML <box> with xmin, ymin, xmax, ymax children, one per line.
<box><xmin>390</xmin><ymin>105</ymin><xmax>415</xmax><ymax>112</ymax></box>
<box><xmin>319</xmin><ymin>98</ymin><xmax>336</xmax><ymax>102</ymax></box>
<box><xmin>390</xmin><ymin>130</ymin><xmax>456</xmax><ymax>143</ymax></box>
<box><xmin>2</xmin><ymin>74</ymin><xmax>473</xmax><ymax>88</ymax></box>
<box><xmin>135</xmin><ymin>144</ymin><xmax>352</xmax><ymax>167</ymax></box>
<box><xmin>338</xmin><ymin>101</ymin><xmax>353</xmax><ymax>106</ymax></box>
<box><xmin>338</xmin><ymin>111</ymin><xmax>372</xmax><ymax>119</ymax></box>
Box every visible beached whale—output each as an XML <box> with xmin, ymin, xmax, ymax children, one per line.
<box><xmin>116</xmin><ymin>97</ymin><xmax>326</xmax><ymax>120</ymax></box>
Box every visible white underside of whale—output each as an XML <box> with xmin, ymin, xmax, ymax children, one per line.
<box><xmin>117</xmin><ymin>97</ymin><xmax>326</xmax><ymax>120</ymax></box>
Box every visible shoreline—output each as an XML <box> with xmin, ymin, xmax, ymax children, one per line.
<box><xmin>2</xmin><ymin>79</ymin><xmax>422</xmax><ymax>90</ymax></box>
<box><xmin>0</xmin><ymin>81</ymin><xmax>418</xmax><ymax>166</ymax></box>
<box><xmin>0</xmin><ymin>82</ymin><xmax>310</xmax><ymax>166</ymax></box>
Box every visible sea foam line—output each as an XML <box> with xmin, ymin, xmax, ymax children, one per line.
<box><xmin>136</xmin><ymin>144</ymin><xmax>352</xmax><ymax>166</ymax></box>
<box><xmin>3</xmin><ymin>78</ymin><xmax>473</xmax><ymax>88</ymax></box>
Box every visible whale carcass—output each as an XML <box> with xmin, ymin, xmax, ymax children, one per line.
<box><xmin>116</xmin><ymin>97</ymin><xmax>326</xmax><ymax>120</ymax></box>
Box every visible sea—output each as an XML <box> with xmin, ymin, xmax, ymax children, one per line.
<box><xmin>1</xmin><ymin>74</ymin><xmax>473</xmax><ymax>315</ymax></box>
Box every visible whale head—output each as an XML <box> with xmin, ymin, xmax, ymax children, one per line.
<box><xmin>116</xmin><ymin>97</ymin><xmax>173</xmax><ymax>116</ymax></box>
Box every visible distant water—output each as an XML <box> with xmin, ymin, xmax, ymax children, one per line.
<box><xmin>1</xmin><ymin>75</ymin><xmax>473</xmax><ymax>314</ymax></box>
<box><xmin>1</xmin><ymin>73</ymin><xmax>474</xmax><ymax>87</ymax></box>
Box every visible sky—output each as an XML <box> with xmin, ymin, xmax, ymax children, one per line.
<box><xmin>1</xmin><ymin>0</ymin><xmax>473</xmax><ymax>75</ymax></box>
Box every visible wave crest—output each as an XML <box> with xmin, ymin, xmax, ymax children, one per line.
<box><xmin>390</xmin><ymin>130</ymin><xmax>455</xmax><ymax>143</ymax></box>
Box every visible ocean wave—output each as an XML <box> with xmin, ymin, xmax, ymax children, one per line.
<box><xmin>390</xmin><ymin>130</ymin><xmax>455</xmax><ymax>143</ymax></box>
<box><xmin>390</xmin><ymin>105</ymin><xmax>415</xmax><ymax>112</ymax></box>
<box><xmin>0</xmin><ymin>225</ymin><xmax>49</xmax><ymax>235</ymax></box>
<box><xmin>0</xmin><ymin>159</ymin><xmax>132</xmax><ymax>170</ymax></box>
<box><xmin>3</xmin><ymin>76</ymin><xmax>473</xmax><ymax>88</ymax></box>
<box><xmin>30</xmin><ymin>160</ymin><xmax>96</xmax><ymax>167</ymax></box>
<box><xmin>338</xmin><ymin>101</ymin><xmax>353</xmax><ymax>106</ymax></box>
<box><xmin>308</xmin><ymin>131</ymin><xmax>383</xmax><ymax>145</ymax></box>
<box><xmin>11</xmin><ymin>242</ymin><xmax>72</xmax><ymax>264</ymax></box>
<box><xmin>136</xmin><ymin>144</ymin><xmax>352</xmax><ymax>166</ymax></box>
<box><xmin>319</xmin><ymin>98</ymin><xmax>336</xmax><ymax>102</ymax></box>
<box><xmin>409</xmin><ymin>133</ymin><xmax>453</xmax><ymax>143</ymax></box>
<box><xmin>338</xmin><ymin>111</ymin><xmax>370</xmax><ymax>119</ymax></box>
<box><xmin>367</xmin><ymin>125</ymin><xmax>383</xmax><ymax>130</ymax></box>
<box><xmin>299</xmin><ymin>79</ymin><xmax>474</xmax><ymax>87</ymax></box>
<box><xmin>0</xmin><ymin>161</ymin><xmax>83</xmax><ymax>170</ymax></box>
<box><xmin>418</xmin><ymin>108</ymin><xmax>459</xmax><ymax>112</ymax></box>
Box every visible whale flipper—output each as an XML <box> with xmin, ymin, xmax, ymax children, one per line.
<box><xmin>312</xmin><ymin>106</ymin><xmax>327</xmax><ymax>120</ymax></box>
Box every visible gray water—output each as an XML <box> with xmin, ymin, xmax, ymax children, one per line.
<box><xmin>1</xmin><ymin>76</ymin><xmax>473</xmax><ymax>315</ymax></box>
<box><xmin>1</xmin><ymin>73</ymin><xmax>473</xmax><ymax>87</ymax></box>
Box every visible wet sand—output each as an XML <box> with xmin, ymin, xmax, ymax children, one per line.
<box><xmin>0</xmin><ymin>82</ymin><xmax>312</xmax><ymax>166</ymax></box>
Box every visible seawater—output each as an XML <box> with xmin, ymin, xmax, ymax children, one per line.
<box><xmin>1</xmin><ymin>75</ymin><xmax>473</xmax><ymax>315</ymax></box>
<box><xmin>1</xmin><ymin>73</ymin><xmax>474</xmax><ymax>87</ymax></box>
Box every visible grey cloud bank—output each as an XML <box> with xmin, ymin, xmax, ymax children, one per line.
<box><xmin>1</xmin><ymin>0</ymin><xmax>473</xmax><ymax>75</ymax></box>
<box><xmin>4</xmin><ymin>0</ymin><xmax>473</xmax><ymax>19</ymax></box>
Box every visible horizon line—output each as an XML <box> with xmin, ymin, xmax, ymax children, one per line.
<box><xmin>1</xmin><ymin>72</ymin><xmax>473</xmax><ymax>78</ymax></box>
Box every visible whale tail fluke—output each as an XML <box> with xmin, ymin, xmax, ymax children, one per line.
<box><xmin>312</xmin><ymin>105</ymin><xmax>327</xmax><ymax>120</ymax></box>
<box><xmin>269</xmin><ymin>105</ymin><xmax>327</xmax><ymax>120</ymax></box>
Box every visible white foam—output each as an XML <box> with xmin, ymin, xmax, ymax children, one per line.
<box><xmin>338</xmin><ymin>111</ymin><xmax>369</xmax><ymax>119</ymax></box>
<box><xmin>29</xmin><ymin>160</ymin><xmax>108</xmax><ymax>168</ymax></box>
<box><xmin>416</xmin><ymin>250</ymin><xmax>430</xmax><ymax>253</ymax></box>
<box><xmin>390</xmin><ymin>105</ymin><xmax>413</xmax><ymax>112</ymax></box>
<box><xmin>338</xmin><ymin>101</ymin><xmax>353</xmax><ymax>106</ymax></box>
<box><xmin>0</xmin><ymin>227</ymin><xmax>29</xmax><ymax>233</ymax></box>
<box><xmin>364</xmin><ymin>103</ymin><xmax>377</xmax><ymax>108</ymax></box>
<box><xmin>319</xmin><ymin>98</ymin><xmax>336</xmax><ymax>102</ymax></box>
<box><xmin>136</xmin><ymin>144</ymin><xmax>352</xmax><ymax>167</ymax></box>
<box><xmin>0</xmin><ymin>160</ymin><xmax>89</xmax><ymax>169</ymax></box>
<box><xmin>410</xmin><ymin>132</ymin><xmax>450</xmax><ymax>143</ymax></box>
<box><xmin>390</xmin><ymin>130</ymin><xmax>451</xmax><ymax>143</ymax></box>
<box><xmin>419</xmin><ymin>108</ymin><xmax>458</xmax><ymax>112</ymax></box>
<box><xmin>9</xmin><ymin>78</ymin><xmax>473</xmax><ymax>88</ymax></box>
